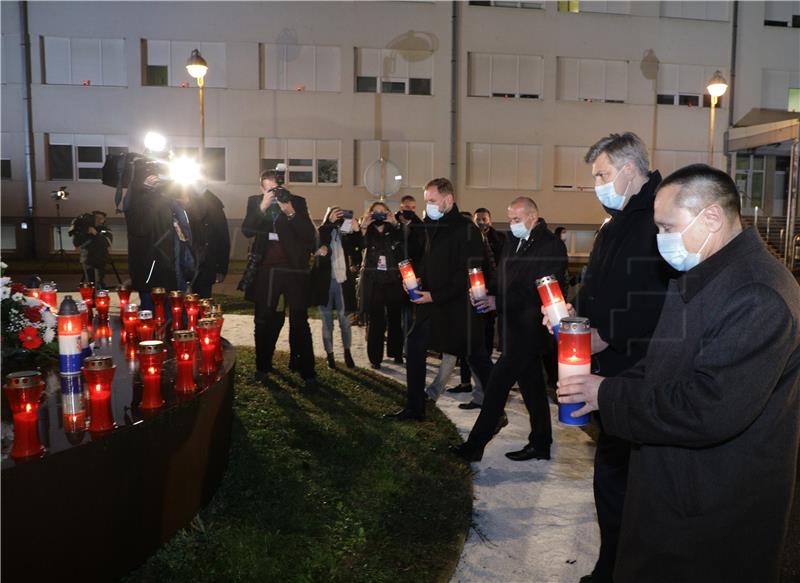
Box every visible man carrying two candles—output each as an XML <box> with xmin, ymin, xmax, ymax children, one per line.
<box><xmin>384</xmin><ymin>178</ymin><xmax>493</xmax><ymax>422</ymax></box>
<box><xmin>557</xmin><ymin>164</ymin><xmax>800</xmax><ymax>583</ymax></box>
<box><xmin>450</xmin><ymin>197</ymin><xmax>567</xmax><ymax>462</ymax></box>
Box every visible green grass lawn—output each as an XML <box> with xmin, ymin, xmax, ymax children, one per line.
<box><xmin>125</xmin><ymin>348</ymin><xmax>472</xmax><ymax>583</ymax></box>
<box><xmin>215</xmin><ymin>294</ymin><xmax>321</xmax><ymax>319</ymax></box>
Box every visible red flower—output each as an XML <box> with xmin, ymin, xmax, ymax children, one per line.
<box><xmin>10</xmin><ymin>282</ymin><xmax>25</xmax><ymax>295</ymax></box>
<box><xmin>19</xmin><ymin>326</ymin><xmax>43</xmax><ymax>350</ymax></box>
<box><xmin>24</xmin><ymin>306</ymin><xmax>42</xmax><ymax>323</ymax></box>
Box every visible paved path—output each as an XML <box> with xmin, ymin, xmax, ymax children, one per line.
<box><xmin>223</xmin><ymin>313</ymin><xmax>599</xmax><ymax>583</ymax></box>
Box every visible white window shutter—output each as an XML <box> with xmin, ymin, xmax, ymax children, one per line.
<box><xmin>101</xmin><ymin>39</ymin><xmax>126</xmax><ymax>86</ymax></box>
<box><xmin>657</xmin><ymin>63</ymin><xmax>678</xmax><ymax>95</ymax></box>
<box><xmin>468</xmin><ymin>143</ymin><xmax>491</xmax><ymax>188</ymax></box>
<box><xmin>518</xmin><ymin>55</ymin><xmax>543</xmax><ymax>97</ymax></box>
<box><xmin>517</xmin><ymin>145</ymin><xmax>541</xmax><ymax>190</ymax></box>
<box><xmin>407</xmin><ymin>50</ymin><xmax>433</xmax><ymax>79</ymax></box>
<box><xmin>264</xmin><ymin>44</ymin><xmax>285</xmax><ymax>90</ymax></box>
<box><xmin>578</xmin><ymin>58</ymin><xmax>605</xmax><ymax>101</ymax></box>
<box><xmin>407</xmin><ymin>142</ymin><xmax>433</xmax><ymax>188</ymax></box>
<box><xmin>678</xmin><ymin>64</ymin><xmax>703</xmax><ymax>95</ymax></box>
<box><xmin>44</xmin><ymin>37</ymin><xmax>72</xmax><ymax>85</ymax></box>
<box><xmin>355</xmin><ymin>140</ymin><xmax>380</xmax><ymax>185</ymax></box>
<box><xmin>356</xmin><ymin>47</ymin><xmax>380</xmax><ymax>77</ymax></box>
<box><xmin>491</xmin><ymin>54</ymin><xmax>517</xmax><ymax>95</ymax></box>
<box><xmin>554</xmin><ymin>146</ymin><xmax>577</xmax><ymax>188</ymax></box>
<box><xmin>315</xmin><ymin>139</ymin><xmax>340</xmax><ymax>160</ymax></box>
<box><xmin>469</xmin><ymin>53</ymin><xmax>491</xmax><ymax>97</ymax></box>
<box><xmin>70</xmin><ymin>38</ymin><xmax>101</xmax><ymax>86</ymax></box>
<box><xmin>170</xmin><ymin>41</ymin><xmax>194</xmax><ymax>87</ymax></box>
<box><xmin>387</xmin><ymin>141</ymin><xmax>409</xmax><ymax>186</ymax></box>
<box><xmin>147</xmin><ymin>39</ymin><xmax>170</xmax><ymax>67</ymax></box>
<box><xmin>604</xmin><ymin>60</ymin><xmax>627</xmax><ymax>101</ymax></box>
<box><xmin>200</xmin><ymin>42</ymin><xmax>226</xmax><ymax>88</ymax></box>
<box><xmin>557</xmin><ymin>57</ymin><xmax>579</xmax><ymax>101</ymax></box>
<box><xmin>315</xmin><ymin>46</ymin><xmax>340</xmax><ymax>92</ymax></box>
<box><xmin>261</xmin><ymin>138</ymin><xmax>285</xmax><ymax>160</ymax></box>
<box><xmin>286</xmin><ymin>44</ymin><xmax>315</xmax><ymax>91</ymax></box>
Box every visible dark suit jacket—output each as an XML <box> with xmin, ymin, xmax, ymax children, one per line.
<box><xmin>186</xmin><ymin>189</ymin><xmax>230</xmax><ymax>280</ymax></box>
<box><xmin>599</xmin><ymin>228</ymin><xmax>800</xmax><ymax>583</ymax></box>
<box><xmin>124</xmin><ymin>181</ymin><xmax>176</xmax><ymax>292</ymax></box>
<box><xmin>494</xmin><ymin>219</ymin><xmax>567</xmax><ymax>354</ymax></box>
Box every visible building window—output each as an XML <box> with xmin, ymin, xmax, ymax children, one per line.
<box><xmin>660</xmin><ymin>1</ymin><xmax>729</xmax><ymax>21</ymax></box>
<box><xmin>764</xmin><ymin>1</ymin><xmax>800</xmax><ymax>27</ymax></box>
<box><xmin>47</xmin><ymin>134</ymin><xmax>129</xmax><ymax>181</ymax></box>
<box><xmin>260</xmin><ymin>139</ymin><xmax>341</xmax><ymax>186</ymax></box>
<box><xmin>355</xmin><ymin>141</ymin><xmax>433</xmax><ymax>188</ymax></box>
<box><xmin>789</xmin><ymin>88</ymin><xmax>800</xmax><ymax>112</ymax></box>
<box><xmin>355</xmin><ymin>48</ymin><xmax>433</xmax><ymax>95</ymax></box>
<box><xmin>1</xmin><ymin>159</ymin><xmax>11</xmax><ymax>180</ymax></box>
<box><xmin>762</xmin><ymin>69</ymin><xmax>800</xmax><ymax>110</ymax></box>
<box><xmin>263</xmin><ymin>44</ymin><xmax>341</xmax><ymax>92</ymax></box>
<box><xmin>558</xmin><ymin>1</ymin><xmax>630</xmax><ymax>14</ymax></box>
<box><xmin>553</xmin><ymin>146</ymin><xmax>595</xmax><ymax>190</ymax></box>
<box><xmin>735</xmin><ymin>154</ymin><xmax>766</xmax><ymax>209</ymax></box>
<box><xmin>142</xmin><ymin>40</ymin><xmax>226</xmax><ymax>88</ymax></box>
<box><xmin>467</xmin><ymin>143</ymin><xmax>541</xmax><ymax>190</ymax></box>
<box><xmin>657</xmin><ymin>64</ymin><xmax>727</xmax><ymax>108</ymax></box>
<box><xmin>469</xmin><ymin>1</ymin><xmax>544</xmax><ymax>8</ymax></box>
<box><xmin>42</xmin><ymin>37</ymin><xmax>127</xmax><ymax>86</ymax></box>
<box><xmin>469</xmin><ymin>53</ymin><xmax>543</xmax><ymax>99</ymax></box>
<box><xmin>557</xmin><ymin>57</ymin><xmax>628</xmax><ymax>103</ymax></box>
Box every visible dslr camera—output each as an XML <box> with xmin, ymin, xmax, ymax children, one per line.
<box><xmin>270</xmin><ymin>162</ymin><xmax>292</xmax><ymax>203</ymax></box>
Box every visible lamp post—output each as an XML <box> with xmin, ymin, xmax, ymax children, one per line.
<box><xmin>706</xmin><ymin>70</ymin><xmax>728</xmax><ymax>166</ymax></box>
<box><xmin>186</xmin><ymin>48</ymin><xmax>209</xmax><ymax>165</ymax></box>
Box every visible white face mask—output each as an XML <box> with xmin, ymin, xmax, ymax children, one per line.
<box><xmin>594</xmin><ymin>164</ymin><xmax>631</xmax><ymax>210</ymax></box>
<box><xmin>656</xmin><ymin>208</ymin><xmax>712</xmax><ymax>272</ymax></box>
<box><xmin>426</xmin><ymin>202</ymin><xmax>444</xmax><ymax>221</ymax></box>
<box><xmin>510</xmin><ymin>221</ymin><xmax>530</xmax><ymax>240</ymax></box>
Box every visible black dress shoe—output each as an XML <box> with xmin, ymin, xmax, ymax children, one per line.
<box><xmin>326</xmin><ymin>353</ymin><xmax>336</xmax><ymax>369</ymax></box>
<box><xmin>505</xmin><ymin>444</ymin><xmax>551</xmax><ymax>461</ymax></box>
<box><xmin>458</xmin><ymin>401</ymin><xmax>482</xmax><ymax>410</ymax></box>
<box><xmin>578</xmin><ymin>576</ymin><xmax>593</xmax><ymax>583</ymax></box>
<box><xmin>449</xmin><ymin>443</ymin><xmax>484</xmax><ymax>462</ymax></box>
<box><xmin>370</xmin><ymin>362</ymin><xmax>382</xmax><ymax>370</ymax></box>
<box><xmin>383</xmin><ymin>408</ymin><xmax>425</xmax><ymax>421</ymax></box>
<box><xmin>393</xmin><ymin>355</ymin><xmax>404</xmax><ymax>364</ymax></box>
<box><xmin>344</xmin><ymin>350</ymin><xmax>355</xmax><ymax>368</ymax></box>
<box><xmin>446</xmin><ymin>383</ymin><xmax>472</xmax><ymax>393</ymax></box>
<box><xmin>493</xmin><ymin>413</ymin><xmax>509</xmax><ymax>435</ymax></box>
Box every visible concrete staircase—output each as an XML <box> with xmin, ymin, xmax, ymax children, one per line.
<box><xmin>741</xmin><ymin>216</ymin><xmax>800</xmax><ymax>275</ymax></box>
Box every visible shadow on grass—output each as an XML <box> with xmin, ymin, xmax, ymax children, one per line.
<box><xmin>125</xmin><ymin>348</ymin><xmax>472</xmax><ymax>583</ymax></box>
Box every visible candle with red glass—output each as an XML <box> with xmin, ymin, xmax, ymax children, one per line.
<box><xmin>196</xmin><ymin>318</ymin><xmax>219</xmax><ymax>374</ymax></box>
<box><xmin>24</xmin><ymin>275</ymin><xmax>41</xmax><ymax>300</ymax></box>
<box><xmin>4</xmin><ymin>371</ymin><xmax>46</xmax><ymax>460</ymax></box>
<box><xmin>468</xmin><ymin>267</ymin><xmax>489</xmax><ymax>313</ymax></box>
<box><xmin>58</xmin><ymin>295</ymin><xmax>83</xmax><ymax>375</ymax></box>
<box><xmin>398</xmin><ymin>260</ymin><xmax>422</xmax><ymax>300</ymax></box>
<box><xmin>79</xmin><ymin>282</ymin><xmax>94</xmax><ymax>320</ymax></box>
<box><xmin>117</xmin><ymin>286</ymin><xmax>131</xmax><ymax>313</ymax></box>
<box><xmin>199</xmin><ymin>298</ymin><xmax>213</xmax><ymax>320</ymax></box>
<box><xmin>536</xmin><ymin>275</ymin><xmax>571</xmax><ymax>341</ymax></box>
<box><xmin>172</xmin><ymin>330</ymin><xmax>197</xmax><ymax>392</ymax></box>
<box><xmin>150</xmin><ymin>287</ymin><xmax>167</xmax><ymax>327</ymax></box>
<box><xmin>40</xmin><ymin>282</ymin><xmax>58</xmax><ymax>308</ymax></box>
<box><xmin>557</xmin><ymin>317</ymin><xmax>592</xmax><ymax>426</ymax></box>
<box><xmin>136</xmin><ymin>310</ymin><xmax>154</xmax><ymax>341</ymax></box>
<box><xmin>82</xmin><ymin>355</ymin><xmax>116</xmax><ymax>432</ymax></box>
<box><xmin>184</xmin><ymin>294</ymin><xmax>200</xmax><ymax>332</ymax></box>
<box><xmin>138</xmin><ymin>340</ymin><xmax>165</xmax><ymax>409</ymax></box>
<box><xmin>94</xmin><ymin>289</ymin><xmax>110</xmax><ymax>321</ymax></box>
<box><xmin>169</xmin><ymin>290</ymin><xmax>185</xmax><ymax>331</ymax></box>
<box><xmin>122</xmin><ymin>303</ymin><xmax>139</xmax><ymax>343</ymax></box>
<box><xmin>210</xmin><ymin>305</ymin><xmax>225</xmax><ymax>363</ymax></box>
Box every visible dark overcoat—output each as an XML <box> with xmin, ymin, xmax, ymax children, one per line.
<box><xmin>414</xmin><ymin>204</ymin><xmax>488</xmax><ymax>355</ymax></box>
<box><xmin>598</xmin><ymin>228</ymin><xmax>800</xmax><ymax>583</ymax></box>
<box><xmin>357</xmin><ymin>223</ymin><xmax>406</xmax><ymax>311</ymax></box>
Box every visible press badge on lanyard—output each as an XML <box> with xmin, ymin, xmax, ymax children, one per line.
<box><xmin>269</xmin><ymin>232</ymin><xmax>279</xmax><ymax>241</ymax></box>
<box><xmin>377</xmin><ymin>255</ymin><xmax>387</xmax><ymax>271</ymax></box>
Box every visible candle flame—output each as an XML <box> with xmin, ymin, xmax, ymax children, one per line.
<box><xmin>148</xmin><ymin>366</ymin><xmax>156</xmax><ymax>374</ymax></box>
<box><xmin>182</xmin><ymin>353</ymin><xmax>190</xmax><ymax>360</ymax></box>
<box><xmin>25</xmin><ymin>403</ymin><xmax>32</xmax><ymax>413</ymax></box>
<box><xmin>66</xmin><ymin>321</ymin><xmax>73</xmax><ymax>332</ymax></box>
<box><xmin>96</xmin><ymin>383</ymin><xmax>102</xmax><ymax>392</ymax></box>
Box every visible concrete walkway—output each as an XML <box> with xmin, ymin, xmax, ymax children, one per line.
<box><xmin>222</xmin><ymin>313</ymin><xmax>599</xmax><ymax>583</ymax></box>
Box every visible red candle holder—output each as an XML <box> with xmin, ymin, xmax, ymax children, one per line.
<box><xmin>122</xmin><ymin>303</ymin><xmax>139</xmax><ymax>343</ymax></box>
<box><xmin>79</xmin><ymin>282</ymin><xmax>94</xmax><ymax>320</ymax></box>
<box><xmin>40</xmin><ymin>282</ymin><xmax>58</xmax><ymax>308</ymax></box>
<box><xmin>24</xmin><ymin>275</ymin><xmax>42</xmax><ymax>301</ymax></box>
<box><xmin>172</xmin><ymin>330</ymin><xmax>197</xmax><ymax>392</ymax></box>
<box><xmin>82</xmin><ymin>355</ymin><xmax>116</xmax><ymax>433</ymax></box>
<box><xmin>117</xmin><ymin>286</ymin><xmax>131</xmax><ymax>313</ymax></box>
<box><xmin>536</xmin><ymin>275</ymin><xmax>570</xmax><ymax>338</ymax></box>
<box><xmin>209</xmin><ymin>306</ymin><xmax>225</xmax><ymax>363</ymax></box>
<box><xmin>557</xmin><ymin>317</ymin><xmax>592</xmax><ymax>426</ymax></box>
<box><xmin>136</xmin><ymin>310</ymin><xmax>155</xmax><ymax>342</ymax></box>
<box><xmin>468</xmin><ymin>267</ymin><xmax>489</xmax><ymax>313</ymax></box>
<box><xmin>151</xmin><ymin>287</ymin><xmax>167</xmax><ymax>327</ymax></box>
<box><xmin>95</xmin><ymin>289</ymin><xmax>110</xmax><ymax>321</ymax></box>
<box><xmin>184</xmin><ymin>294</ymin><xmax>200</xmax><ymax>332</ymax></box>
<box><xmin>3</xmin><ymin>371</ymin><xmax>46</xmax><ymax>460</ymax></box>
<box><xmin>169</xmin><ymin>290</ymin><xmax>185</xmax><ymax>332</ymax></box>
<box><xmin>138</xmin><ymin>340</ymin><xmax>165</xmax><ymax>409</ymax></box>
<box><xmin>199</xmin><ymin>299</ymin><xmax>213</xmax><ymax>321</ymax></box>
<box><xmin>94</xmin><ymin>321</ymin><xmax>112</xmax><ymax>346</ymax></box>
<box><xmin>196</xmin><ymin>318</ymin><xmax>219</xmax><ymax>375</ymax></box>
<box><xmin>398</xmin><ymin>259</ymin><xmax>422</xmax><ymax>300</ymax></box>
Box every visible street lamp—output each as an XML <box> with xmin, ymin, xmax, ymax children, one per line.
<box><xmin>186</xmin><ymin>48</ymin><xmax>208</xmax><ymax>164</ymax></box>
<box><xmin>706</xmin><ymin>70</ymin><xmax>728</xmax><ymax>166</ymax></box>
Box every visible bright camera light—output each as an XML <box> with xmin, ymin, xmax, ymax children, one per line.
<box><xmin>169</xmin><ymin>156</ymin><xmax>202</xmax><ymax>185</ymax></box>
<box><xmin>144</xmin><ymin>132</ymin><xmax>167</xmax><ymax>153</ymax></box>
<box><xmin>394</xmin><ymin>175</ymin><xmax>403</xmax><ymax>180</ymax></box>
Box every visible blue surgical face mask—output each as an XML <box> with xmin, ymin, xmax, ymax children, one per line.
<box><xmin>510</xmin><ymin>221</ymin><xmax>530</xmax><ymax>240</ymax></box>
<box><xmin>426</xmin><ymin>203</ymin><xmax>444</xmax><ymax>221</ymax></box>
<box><xmin>594</xmin><ymin>164</ymin><xmax>631</xmax><ymax>210</ymax></box>
<box><xmin>656</xmin><ymin>208</ymin><xmax>712</xmax><ymax>272</ymax></box>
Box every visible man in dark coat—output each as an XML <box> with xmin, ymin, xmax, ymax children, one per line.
<box><xmin>451</xmin><ymin>197</ymin><xmax>566</xmax><ymax>462</ymax></box>
<box><xmin>474</xmin><ymin>207</ymin><xmax>506</xmax><ymax>358</ymax></box>
<box><xmin>384</xmin><ymin>177</ymin><xmax>493</xmax><ymax>421</ymax></box>
<box><xmin>185</xmin><ymin>188</ymin><xmax>230</xmax><ymax>298</ymax></box>
<box><xmin>241</xmin><ymin>170</ymin><xmax>317</xmax><ymax>389</ymax></box>
<box><xmin>558</xmin><ymin>164</ymin><xmax>800</xmax><ymax>583</ymax></box>
<box><xmin>553</xmin><ymin>132</ymin><xmax>674</xmax><ymax>583</ymax></box>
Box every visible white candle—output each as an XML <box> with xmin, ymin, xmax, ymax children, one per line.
<box><xmin>472</xmin><ymin>283</ymin><xmax>486</xmax><ymax>300</ymax></box>
<box><xmin>545</xmin><ymin>300</ymin><xmax>571</xmax><ymax>329</ymax></box>
<box><xmin>558</xmin><ymin>361</ymin><xmax>590</xmax><ymax>379</ymax></box>
<box><xmin>403</xmin><ymin>276</ymin><xmax>418</xmax><ymax>291</ymax></box>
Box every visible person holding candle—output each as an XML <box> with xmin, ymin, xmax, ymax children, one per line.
<box><xmin>451</xmin><ymin>197</ymin><xmax>566</xmax><ymax>462</ymax></box>
<box><xmin>556</xmin><ymin>164</ymin><xmax>800</xmax><ymax>583</ymax></box>
<box><xmin>543</xmin><ymin>132</ymin><xmax>673</xmax><ymax>583</ymax></box>
<box><xmin>357</xmin><ymin>202</ymin><xmax>406</xmax><ymax>369</ymax></box>
<box><xmin>384</xmin><ymin>178</ymin><xmax>493</xmax><ymax>422</ymax></box>
<box><xmin>240</xmin><ymin>169</ymin><xmax>318</xmax><ymax>390</ymax></box>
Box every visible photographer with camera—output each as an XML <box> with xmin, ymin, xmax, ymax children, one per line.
<box><xmin>357</xmin><ymin>202</ymin><xmax>406</xmax><ymax>369</ymax></box>
<box><xmin>312</xmin><ymin>206</ymin><xmax>356</xmax><ymax>370</ymax></box>
<box><xmin>70</xmin><ymin>210</ymin><xmax>112</xmax><ymax>288</ymax></box>
<box><xmin>240</xmin><ymin>168</ymin><xmax>318</xmax><ymax>390</ymax></box>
